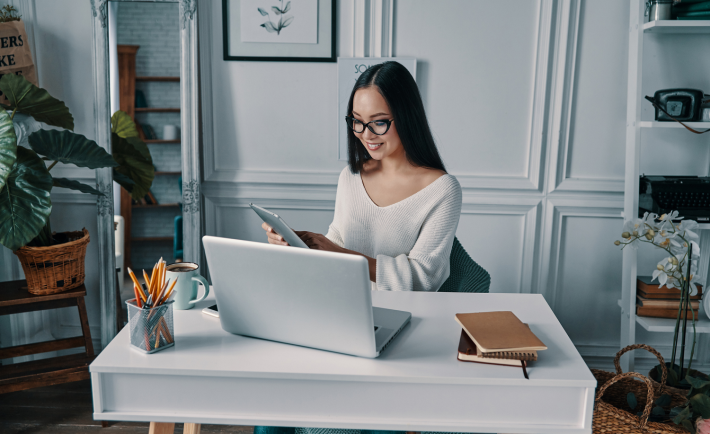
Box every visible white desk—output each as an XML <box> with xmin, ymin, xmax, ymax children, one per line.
<box><xmin>91</xmin><ymin>292</ymin><xmax>596</xmax><ymax>434</ymax></box>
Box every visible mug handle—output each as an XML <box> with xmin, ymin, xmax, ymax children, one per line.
<box><xmin>189</xmin><ymin>274</ymin><xmax>210</xmax><ymax>305</ymax></box>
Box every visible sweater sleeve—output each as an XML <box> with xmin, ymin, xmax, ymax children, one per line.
<box><xmin>375</xmin><ymin>178</ymin><xmax>462</xmax><ymax>292</ymax></box>
<box><xmin>325</xmin><ymin>169</ymin><xmax>347</xmax><ymax>248</ymax></box>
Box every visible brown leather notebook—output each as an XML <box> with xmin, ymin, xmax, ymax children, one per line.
<box><xmin>455</xmin><ymin>311</ymin><xmax>547</xmax><ymax>354</ymax></box>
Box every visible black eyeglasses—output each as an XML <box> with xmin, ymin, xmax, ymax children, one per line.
<box><xmin>345</xmin><ymin>116</ymin><xmax>394</xmax><ymax>135</ymax></box>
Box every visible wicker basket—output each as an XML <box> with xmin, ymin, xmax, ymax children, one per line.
<box><xmin>591</xmin><ymin>344</ymin><xmax>688</xmax><ymax>429</ymax></box>
<box><xmin>593</xmin><ymin>372</ymin><xmax>688</xmax><ymax>434</ymax></box>
<box><xmin>13</xmin><ymin>228</ymin><xmax>90</xmax><ymax>295</ymax></box>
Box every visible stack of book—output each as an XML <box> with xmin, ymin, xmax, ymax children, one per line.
<box><xmin>673</xmin><ymin>1</ymin><xmax>710</xmax><ymax>20</ymax></box>
<box><xmin>455</xmin><ymin>311</ymin><xmax>547</xmax><ymax>379</ymax></box>
<box><xmin>636</xmin><ymin>276</ymin><xmax>702</xmax><ymax>319</ymax></box>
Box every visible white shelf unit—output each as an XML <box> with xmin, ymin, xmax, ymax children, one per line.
<box><xmin>620</xmin><ymin>3</ymin><xmax>710</xmax><ymax>373</ymax></box>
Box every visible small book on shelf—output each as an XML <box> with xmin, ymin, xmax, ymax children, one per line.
<box><xmin>144</xmin><ymin>190</ymin><xmax>158</xmax><ymax>205</ymax></box>
<box><xmin>637</xmin><ymin>305</ymin><xmax>699</xmax><ymax>319</ymax></box>
<box><xmin>637</xmin><ymin>276</ymin><xmax>702</xmax><ymax>300</ymax></box>
<box><xmin>636</xmin><ymin>295</ymin><xmax>699</xmax><ymax>310</ymax></box>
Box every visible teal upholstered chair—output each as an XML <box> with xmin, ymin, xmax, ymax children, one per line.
<box><xmin>438</xmin><ymin>237</ymin><xmax>490</xmax><ymax>294</ymax></box>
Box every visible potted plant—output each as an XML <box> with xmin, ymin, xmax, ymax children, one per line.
<box><xmin>0</xmin><ymin>74</ymin><xmax>153</xmax><ymax>295</ymax></box>
<box><xmin>615</xmin><ymin>211</ymin><xmax>709</xmax><ymax>432</ymax></box>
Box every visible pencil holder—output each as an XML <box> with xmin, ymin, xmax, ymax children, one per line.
<box><xmin>126</xmin><ymin>299</ymin><xmax>175</xmax><ymax>354</ymax></box>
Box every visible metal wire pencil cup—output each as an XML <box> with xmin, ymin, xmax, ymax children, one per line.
<box><xmin>126</xmin><ymin>299</ymin><xmax>175</xmax><ymax>354</ymax></box>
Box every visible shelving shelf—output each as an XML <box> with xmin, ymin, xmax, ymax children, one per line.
<box><xmin>135</xmin><ymin>108</ymin><xmax>180</xmax><ymax>113</ymax></box>
<box><xmin>618</xmin><ymin>2</ymin><xmax>710</xmax><ymax>372</ymax></box>
<box><xmin>643</xmin><ymin>20</ymin><xmax>710</xmax><ymax>34</ymax></box>
<box><xmin>136</xmin><ymin>76</ymin><xmax>179</xmax><ymax>82</ymax></box>
<box><xmin>639</xmin><ymin>121</ymin><xmax>710</xmax><ymax>129</ymax></box>
<box><xmin>618</xmin><ymin>300</ymin><xmax>710</xmax><ymax>333</ymax></box>
<box><xmin>144</xmin><ymin>139</ymin><xmax>180</xmax><ymax>144</ymax></box>
<box><xmin>132</xmin><ymin>203</ymin><xmax>181</xmax><ymax>208</ymax></box>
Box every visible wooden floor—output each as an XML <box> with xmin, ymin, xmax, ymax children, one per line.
<box><xmin>0</xmin><ymin>379</ymin><xmax>255</xmax><ymax>434</ymax></box>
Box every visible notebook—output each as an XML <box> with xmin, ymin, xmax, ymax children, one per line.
<box><xmin>454</xmin><ymin>311</ymin><xmax>547</xmax><ymax>355</ymax></box>
<box><xmin>457</xmin><ymin>330</ymin><xmax>535</xmax><ymax>366</ymax></box>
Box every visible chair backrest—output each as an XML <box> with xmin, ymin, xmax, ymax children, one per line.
<box><xmin>438</xmin><ymin>237</ymin><xmax>490</xmax><ymax>293</ymax></box>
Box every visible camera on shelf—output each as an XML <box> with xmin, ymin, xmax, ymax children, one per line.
<box><xmin>645</xmin><ymin>89</ymin><xmax>708</xmax><ymax>122</ymax></box>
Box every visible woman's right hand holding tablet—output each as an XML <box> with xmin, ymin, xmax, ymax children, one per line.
<box><xmin>262</xmin><ymin>222</ymin><xmax>289</xmax><ymax>246</ymax></box>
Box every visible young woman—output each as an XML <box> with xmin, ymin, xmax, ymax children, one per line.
<box><xmin>262</xmin><ymin>61</ymin><xmax>462</xmax><ymax>293</ymax></box>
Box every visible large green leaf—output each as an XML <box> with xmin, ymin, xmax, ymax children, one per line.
<box><xmin>52</xmin><ymin>177</ymin><xmax>105</xmax><ymax>196</ymax></box>
<box><xmin>112</xmin><ymin>169</ymin><xmax>135</xmax><ymax>193</ymax></box>
<box><xmin>28</xmin><ymin>129</ymin><xmax>118</xmax><ymax>169</ymax></box>
<box><xmin>111</xmin><ymin>110</ymin><xmax>139</xmax><ymax>138</ymax></box>
<box><xmin>0</xmin><ymin>146</ymin><xmax>52</xmax><ymax>251</ymax></box>
<box><xmin>126</xmin><ymin>136</ymin><xmax>151</xmax><ymax>163</ymax></box>
<box><xmin>112</xmin><ymin>133</ymin><xmax>154</xmax><ymax>200</ymax></box>
<box><xmin>0</xmin><ymin>74</ymin><xmax>74</xmax><ymax>130</ymax></box>
<box><xmin>0</xmin><ymin>108</ymin><xmax>17</xmax><ymax>192</ymax></box>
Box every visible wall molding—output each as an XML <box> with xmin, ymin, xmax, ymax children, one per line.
<box><xmin>203</xmin><ymin>0</ymin><xmax>554</xmax><ymax>192</ymax></box>
<box><xmin>537</xmin><ymin>197</ymin><xmax>624</xmax><ymax>312</ymax></box>
<box><xmin>545</xmin><ymin>0</ymin><xmax>625</xmax><ymax>195</ymax></box>
<box><xmin>352</xmin><ymin>0</ymin><xmax>393</xmax><ymax>58</ymax></box>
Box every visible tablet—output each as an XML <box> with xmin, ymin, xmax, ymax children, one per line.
<box><xmin>249</xmin><ymin>203</ymin><xmax>309</xmax><ymax>249</ymax></box>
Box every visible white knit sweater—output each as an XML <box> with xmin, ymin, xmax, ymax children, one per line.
<box><xmin>325</xmin><ymin>167</ymin><xmax>462</xmax><ymax>292</ymax></box>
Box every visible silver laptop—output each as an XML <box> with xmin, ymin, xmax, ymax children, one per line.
<box><xmin>202</xmin><ymin>236</ymin><xmax>411</xmax><ymax>358</ymax></box>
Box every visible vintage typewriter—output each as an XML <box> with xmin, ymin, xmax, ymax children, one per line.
<box><xmin>639</xmin><ymin>176</ymin><xmax>710</xmax><ymax>222</ymax></box>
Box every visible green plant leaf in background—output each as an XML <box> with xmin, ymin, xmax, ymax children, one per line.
<box><xmin>0</xmin><ymin>74</ymin><xmax>74</xmax><ymax>130</ymax></box>
<box><xmin>690</xmin><ymin>393</ymin><xmax>710</xmax><ymax>419</ymax></box>
<box><xmin>0</xmin><ymin>146</ymin><xmax>52</xmax><ymax>251</ymax></box>
<box><xmin>0</xmin><ymin>108</ymin><xmax>17</xmax><ymax>192</ymax></box>
<box><xmin>111</xmin><ymin>110</ymin><xmax>139</xmax><ymax>138</ymax></box>
<box><xmin>112</xmin><ymin>133</ymin><xmax>154</xmax><ymax>200</ymax></box>
<box><xmin>52</xmin><ymin>177</ymin><xmax>105</xmax><ymax>196</ymax></box>
<box><xmin>112</xmin><ymin>169</ymin><xmax>135</xmax><ymax>193</ymax></box>
<box><xmin>28</xmin><ymin>129</ymin><xmax>118</xmax><ymax>169</ymax></box>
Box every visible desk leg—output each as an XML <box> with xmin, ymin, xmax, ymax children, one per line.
<box><xmin>184</xmin><ymin>423</ymin><xmax>201</xmax><ymax>434</ymax></box>
<box><xmin>149</xmin><ymin>422</ymin><xmax>175</xmax><ymax>434</ymax></box>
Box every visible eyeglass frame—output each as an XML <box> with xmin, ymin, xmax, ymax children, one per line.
<box><xmin>344</xmin><ymin>116</ymin><xmax>394</xmax><ymax>136</ymax></box>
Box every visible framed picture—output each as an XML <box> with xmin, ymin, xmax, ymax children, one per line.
<box><xmin>222</xmin><ymin>0</ymin><xmax>336</xmax><ymax>62</ymax></box>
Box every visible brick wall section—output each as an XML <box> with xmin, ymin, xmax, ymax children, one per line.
<box><xmin>117</xmin><ymin>2</ymin><xmax>182</xmax><ymax>265</ymax></box>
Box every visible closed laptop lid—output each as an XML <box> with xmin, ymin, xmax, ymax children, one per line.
<box><xmin>203</xmin><ymin>236</ymin><xmax>378</xmax><ymax>358</ymax></box>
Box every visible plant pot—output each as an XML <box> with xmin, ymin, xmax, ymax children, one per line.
<box><xmin>13</xmin><ymin>228</ymin><xmax>90</xmax><ymax>295</ymax></box>
<box><xmin>648</xmin><ymin>362</ymin><xmax>709</xmax><ymax>396</ymax></box>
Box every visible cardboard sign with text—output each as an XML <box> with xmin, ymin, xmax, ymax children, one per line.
<box><xmin>0</xmin><ymin>20</ymin><xmax>37</xmax><ymax>104</ymax></box>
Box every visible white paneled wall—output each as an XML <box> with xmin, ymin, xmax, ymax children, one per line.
<box><xmin>200</xmin><ymin>0</ymin><xmax>710</xmax><ymax>371</ymax></box>
<box><xmin>2</xmin><ymin>0</ymin><xmax>708</xmax><ymax>372</ymax></box>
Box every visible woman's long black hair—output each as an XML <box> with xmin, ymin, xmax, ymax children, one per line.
<box><xmin>346</xmin><ymin>61</ymin><xmax>446</xmax><ymax>174</ymax></box>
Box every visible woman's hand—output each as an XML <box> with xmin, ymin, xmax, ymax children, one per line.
<box><xmin>295</xmin><ymin>231</ymin><xmax>345</xmax><ymax>253</ymax></box>
<box><xmin>262</xmin><ymin>222</ymin><xmax>289</xmax><ymax>246</ymax></box>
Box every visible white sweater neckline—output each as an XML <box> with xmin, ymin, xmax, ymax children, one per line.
<box><xmin>356</xmin><ymin>172</ymin><xmax>451</xmax><ymax>209</ymax></box>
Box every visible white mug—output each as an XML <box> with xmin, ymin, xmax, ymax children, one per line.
<box><xmin>163</xmin><ymin>125</ymin><xmax>180</xmax><ymax>141</ymax></box>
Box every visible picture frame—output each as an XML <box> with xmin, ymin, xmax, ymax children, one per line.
<box><xmin>222</xmin><ymin>0</ymin><xmax>336</xmax><ymax>62</ymax></box>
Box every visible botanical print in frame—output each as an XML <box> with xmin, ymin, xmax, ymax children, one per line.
<box><xmin>240</xmin><ymin>0</ymin><xmax>318</xmax><ymax>44</ymax></box>
<box><xmin>223</xmin><ymin>0</ymin><xmax>335</xmax><ymax>62</ymax></box>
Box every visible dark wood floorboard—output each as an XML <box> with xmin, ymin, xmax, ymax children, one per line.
<box><xmin>0</xmin><ymin>379</ymin><xmax>255</xmax><ymax>434</ymax></box>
